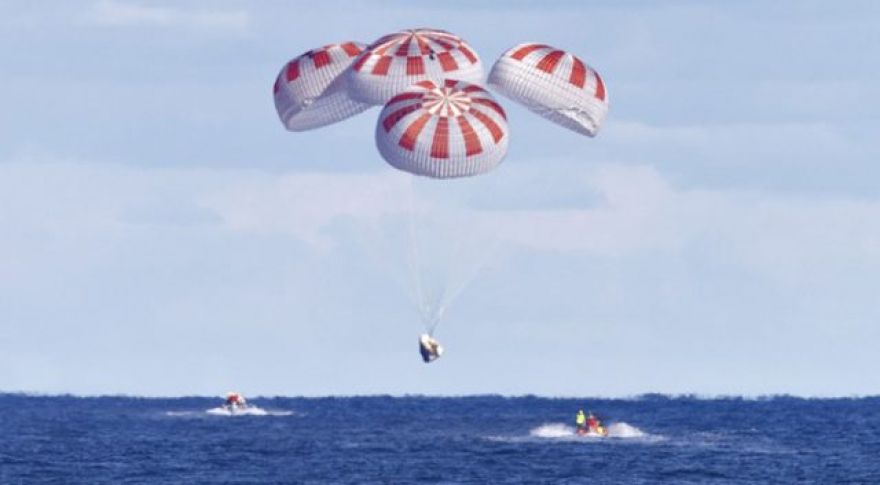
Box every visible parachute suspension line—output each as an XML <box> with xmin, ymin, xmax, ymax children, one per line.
<box><xmin>403</xmin><ymin>178</ymin><xmax>503</xmax><ymax>337</ymax></box>
<box><xmin>425</xmin><ymin>231</ymin><xmax>467</xmax><ymax>336</ymax></box>
<box><xmin>405</xmin><ymin>178</ymin><xmax>436</xmax><ymax>336</ymax></box>
<box><xmin>432</xmin><ymin>221</ymin><xmax>502</xmax><ymax>332</ymax></box>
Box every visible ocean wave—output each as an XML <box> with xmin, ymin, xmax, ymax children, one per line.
<box><xmin>164</xmin><ymin>407</ymin><xmax>297</xmax><ymax>418</ymax></box>
<box><xmin>529</xmin><ymin>422</ymin><xmax>654</xmax><ymax>440</ymax></box>
<box><xmin>487</xmin><ymin>422</ymin><xmax>660</xmax><ymax>443</ymax></box>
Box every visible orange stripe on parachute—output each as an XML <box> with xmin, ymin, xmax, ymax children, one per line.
<box><xmin>399</xmin><ymin>114</ymin><xmax>431</xmax><ymax>151</ymax></box>
<box><xmin>372</xmin><ymin>56</ymin><xmax>392</xmax><ymax>75</ymax></box>
<box><xmin>285</xmin><ymin>60</ymin><xmax>300</xmax><ymax>81</ymax></box>
<box><xmin>536</xmin><ymin>50</ymin><xmax>565</xmax><ymax>74</ymax></box>
<box><xmin>312</xmin><ymin>50</ymin><xmax>331</xmax><ymax>68</ymax></box>
<box><xmin>459</xmin><ymin>45</ymin><xmax>478</xmax><ymax>64</ymax></box>
<box><xmin>593</xmin><ymin>70</ymin><xmax>606</xmax><ymax>101</ymax></box>
<box><xmin>407</xmin><ymin>56</ymin><xmax>425</xmax><ymax>75</ymax></box>
<box><xmin>340</xmin><ymin>42</ymin><xmax>361</xmax><ymax>57</ymax></box>
<box><xmin>511</xmin><ymin>44</ymin><xmax>549</xmax><ymax>60</ymax></box>
<box><xmin>431</xmin><ymin>118</ymin><xmax>449</xmax><ymax>159</ymax></box>
<box><xmin>386</xmin><ymin>92</ymin><xmax>424</xmax><ymax>106</ymax></box>
<box><xmin>457</xmin><ymin>117</ymin><xmax>482</xmax><ymax>156</ymax></box>
<box><xmin>570</xmin><ymin>57</ymin><xmax>586</xmax><ymax>88</ymax></box>
<box><xmin>437</xmin><ymin>52</ymin><xmax>458</xmax><ymax>72</ymax></box>
<box><xmin>470</xmin><ymin>109</ymin><xmax>504</xmax><ymax>143</ymax></box>
<box><xmin>471</xmin><ymin>98</ymin><xmax>506</xmax><ymax>120</ymax></box>
<box><xmin>382</xmin><ymin>104</ymin><xmax>421</xmax><ymax>132</ymax></box>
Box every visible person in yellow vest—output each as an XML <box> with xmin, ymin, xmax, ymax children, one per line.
<box><xmin>575</xmin><ymin>409</ymin><xmax>587</xmax><ymax>431</ymax></box>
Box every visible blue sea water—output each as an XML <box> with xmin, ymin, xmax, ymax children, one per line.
<box><xmin>0</xmin><ymin>394</ymin><xmax>878</xmax><ymax>484</ymax></box>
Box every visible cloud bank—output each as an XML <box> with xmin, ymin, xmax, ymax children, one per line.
<box><xmin>2</xmin><ymin>158</ymin><xmax>878</xmax><ymax>396</ymax></box>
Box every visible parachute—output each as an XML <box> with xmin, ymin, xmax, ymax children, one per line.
<box><xmin>488</xmin><ymin>43</ymin><xmax>608</xmax><ymax>136</ymax></box>
<box><xmin>348</xmin><ymin>28</ymin><xmax>484</xmax><ymax>106</ymax></box>
<box><xmin>273</xmin><ymin>42</ymin><xmax>372</xmax><ymax>131</ymax></box>
<box><xmin>375</xmin><ymin>79</ymin><xmax>509</xmax><ymax>179</ymax></box>
<box><xmin>272</xmin><ymin>32</ymin><xmax>610</xmax><ymax>363</ymax></box>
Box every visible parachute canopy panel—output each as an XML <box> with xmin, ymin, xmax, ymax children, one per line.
<box><xmin>488</xmin><ymin>43</ymin><xmax>608</xmax><ymax>137</ymax></box>
<box><xmin>375</xmin><ymin>79</ymin><xmax>509</xmax><ymax>179</ymax></box>
<box><xmin>348</xmin><ymin>29</ymin><xmax>484</xmax><ymax>106</ymax></box>
<box><xmin>273</xmin><ymin>42</ymin><xmax>372</xmax><ymax>132</ymax></box>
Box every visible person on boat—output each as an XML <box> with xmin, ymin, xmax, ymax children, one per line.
<box><xmin>586</xmin><ymin>412</ymin><xmax>600</xmax><ymax>431</ymax></box>
<box><xmin>586</xmin><ymin>411</ymin><xmax>607</xmax><ymax>436</ymax></box>
<box><xmin>419</xmin><ymin>334</ymin><xmax>444</xmax><ymax>363</ymax></box>
<box><xmin>225</xmin><ymin>392</ymin><xmax>246</xmax><ymax>409</ymax></box>
<box><xmin>576</xmin><ymin>409</ymin><xmax>587</xmax><ymax>431</ymax></box>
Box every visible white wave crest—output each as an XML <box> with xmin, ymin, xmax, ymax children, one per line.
<box><xmin>527</xmin><ymin>422</ymin><xmax>653</xmax><ymax>441</ymax></box>
<box><xmin>605</xmin><ymin>422</ymin><xmax>645</xmax><ymax>438</ymax></box>
<box><xmin>166</xmin><ymin>406</ymin><xmax>295</xmax><ymax>417</ymax></box>
<box><xmin>530</xmin><ymin>423</ymin><xmax>577</xmax><ymax>438</ymax></box>
<box><xmin>205</xmin><ymin>406</ymin><xmax>294</xmax><ymax>416</ymax></box>
<box><xmin>206</xmin><ymin>406</ymin><xmax>268</xmax><ymax>416</ymax></box>
<box><xmin>164</xmin><ymin>411</ymin><xmax>199</xmax><ymax>417</ymax></box>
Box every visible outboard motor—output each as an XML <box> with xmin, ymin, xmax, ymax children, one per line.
<box><xmin>419</xmin><ymin>334</ymin><xmax>444</xmax><ymax>363</ymax></box>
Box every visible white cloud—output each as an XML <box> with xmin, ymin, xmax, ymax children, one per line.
<box><xmin>482</xmin><ymin>165</ymin><xmax>679</xmax><ymax>255</ymax></box>
<box><xmin>199</xmin><ymin>171</ymin><xmax>413</xmax><ymax>248</ymax></box>
<box><xmin>3</xmin><ymin>159</ymin><xmax>880</xmax><ymax>395</ymax></box>
<box><xmin>605</xmin><ymin>119</ymin><xmax>851</xmax><ymax>159</ymax></box>
<box><xmin>84</xmin><ymin>0</ymin><xmax>250</xmax><ymax>33</ymax></box>
<box><xmin>6</xmin><ymin>158</ymin><xmax>876</xmax><ymax>286</ymax></box>
<box><xmin>481</xmin><ymin>164</ymin><xmax>880</xmax><ymax>283</ymax></box>
<box><xmin>185</xmin><ymin>161</ymin><xmax>880</xmax><ymax>285</ymax></box>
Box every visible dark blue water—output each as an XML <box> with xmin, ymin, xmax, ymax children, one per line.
<box><xmin>1</xmin><ymin>394</ymin><xmax>878</xmax><ymax>483</ymax></box>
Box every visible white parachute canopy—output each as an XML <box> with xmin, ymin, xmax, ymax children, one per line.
<box><xmin>348</xmin><ymin>28</ymin><xmax>485</xmax><ymax>106</ymax></box>
<box><xmin>273</xmin><ymin>42</ymin><xmax>372</xmax><ymax>131</ymax></box>
<box><xmin>375</xmin><ymin>79</ymin><xmax>509</xmax><ymax>179</ymax></box>
<box><xmin>488</xmin><ymin>43</ymin><xmax>608</xmax><ymax>136</ymax></box>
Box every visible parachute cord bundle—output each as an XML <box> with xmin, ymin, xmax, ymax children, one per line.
<box><xmin>405</xmin><ymin>178</ymin><xmax>455</xmax><ymax>337</ymax></box>
<box><xmin>405</xmin><ymin>179</ymin><xmax>433</xmax><ymax>335</ymax></box>
<box><xmin>403</xmin><ymin>176</ymin><xmax>503</xmax><ymax>338</ymax></box>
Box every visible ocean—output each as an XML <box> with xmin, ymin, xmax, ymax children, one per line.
<box><xmin>0</xmin><ymin>394</ymin><xmax>877</xmax><ymax>483</ymax></box>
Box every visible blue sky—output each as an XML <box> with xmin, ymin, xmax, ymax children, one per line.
<box><xmin>1</xmin><ymin>0</ymin><xmax>879</xmax><ymax>397</ymax></box>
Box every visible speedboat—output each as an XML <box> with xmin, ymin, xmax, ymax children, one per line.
<box><xmin>225</xmin><ymin>402</ymin><xmax>247</xmax><ymax>413</ymax></box>
<box><xmin>576</xmin><ymin>425</ymin><xmax>608</xmax><ymax>437</ymax></box>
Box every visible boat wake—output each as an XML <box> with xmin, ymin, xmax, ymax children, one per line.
<box><xmin>529</xmin><ymin>422</ymin><xmax>653</xmax><ymax>440</ymax></box>
<box><xmin>207</xmin><ymin>406</ymin><xmax>268</xmax><ymax>416</ymax></box>
<box><xmin>165</xmin><ymin>406</ymin><xmax>295</xmax><ymax>418</ymax></box>
<box><xmin>529</xmin><ymin>423</ymin><xmax>574</xmax><ymax>438</ymax></box>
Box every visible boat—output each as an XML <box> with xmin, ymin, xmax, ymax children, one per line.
<box><xmin>576</xmin><ymin>425</ymin><xmax>608</xmax><ymax>437</ymax></box>
<box><xmin>576</xmin><ymin>412</ymin><xmax>608</xmax><ymax>437</ymax></box>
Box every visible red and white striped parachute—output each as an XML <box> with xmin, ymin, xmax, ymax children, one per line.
<box><xmin>376</xmin><ymin>79</ymin><xmax>508</xmax><ymax>179</ymax></box>
<box><xmin>488</xmin><ymin>43</ymin><xmax>608</xmax><ymax>136</ymax></box>
<box><xmin>273</xmin><ymin>42</ymin><xmax>371</xmax><ymax>132</ymax></box>
<box><xmin>348</xmin><ymin>29</ymin><xmax>484</xmax><ymax>106</ymax></box>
